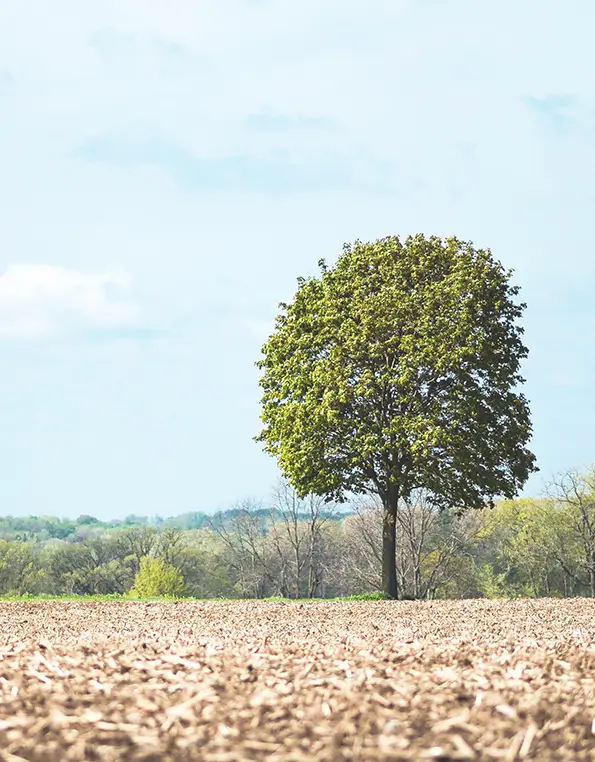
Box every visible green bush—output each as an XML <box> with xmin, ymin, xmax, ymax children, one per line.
<box><xmin>477</xmin><ymin>563</ymin><xmax>510</xmax><ymax>599</ymax></box>
<box><xmin>130</xmin><ymin>556</ymin><xmax>186</xmax><ymax>598</ymax></box>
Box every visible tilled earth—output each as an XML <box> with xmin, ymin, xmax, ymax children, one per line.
<box><xmin>0</xmin><ymin>600</ymin><xmax>595</xmax><ymax>760</ymax></box>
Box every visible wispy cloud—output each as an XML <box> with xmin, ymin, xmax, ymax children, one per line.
<box><xmin>523</xmin><ymin>94</ymin><xmax>578</xmax><ymax>134</ymax></box>
<box><xmin>0</xmin><ymin>264</ymin><xmax>141</xmax><ymax>341</ymax></box>
<box><xmin>75</xmin><ymin>129</ymin><xmax>395</xmax><ymax>195</ymax></box>
<box><xmin>89</xmin><ymin>28</ymin><xmax>191</xmax><ymax>72</ymax></box>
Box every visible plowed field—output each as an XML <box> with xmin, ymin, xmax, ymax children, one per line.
<box><xmin>0</xmin><ymin>599</ymin><xmax>594</xmax><ymax>760</ymax></box>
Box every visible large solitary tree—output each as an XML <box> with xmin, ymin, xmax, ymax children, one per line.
<box><xmin>256</xmin><ymin>234</ymin><xmax>537</xmax><ymax>598</ymax></box>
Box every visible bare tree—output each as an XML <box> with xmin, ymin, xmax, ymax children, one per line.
<box><xmin>396</xmin><ymin>491</ymin><xmax>483</xmax><ymax>599</ymax></box>
<box><xmin>337</xmin><ymin>499</ymin><xmax>383</xmax><ymax>594</ymax></box>
<box><xmin>548</xmin><ymin>468</ymin><xmax>595</xmax><ymax>597</ymax></box>
<box><xmin>339</xmin><ymin>491</ymin><xmax>483</xmax><ymax>599</ymax></box>
<box><xmin>208</xmin><ymin>500</ymin><xmax>277</xmax><ymax>598</ymax></box>
<box><xmin>305</xmin><ymin>493</ymin><xmax>333</xmax><ymax>598</ymax></box>
<box><xmin>269</xmin><ymin>480</ymin><xmax>337</xmax><ymax>598</ymax></box>
<box><xmin>116</xmin><ymin>527</ymin><xmax>158</xmax><ymax>574</ymax></box>
<box><xmin>156</xmin><ymin>527</ymin><xmax>187</xmax><ymax>568</ymax></box>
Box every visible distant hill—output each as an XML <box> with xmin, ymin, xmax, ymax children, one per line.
<box><xmin>0</xmin><ymin>507</ymin><xmax>351</xmax><ymax>542</ymax></box>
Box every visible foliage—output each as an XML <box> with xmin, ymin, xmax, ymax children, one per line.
<box><xmin>6</xmin><ymin>468</ymin><xmax>595</xmax><ymax>601</ymax></box>
<box><xmin>342</xmin><ymin>592</ymin><xmax>388</xmax><ymax>601</ymax></box>
<box><xmin>130</xmin><ymin>556</ymin><xmax>187</xmax><ymax>598</ymax></box>
<box><xmin>476</xmin><ymin>564</ymin><xmax>512</xmax><ymax>599</ymax></box>
<box><xmin>257</xmin><ymin>234</ymin><xmax>536</xmax><ymax>597</ymax></box>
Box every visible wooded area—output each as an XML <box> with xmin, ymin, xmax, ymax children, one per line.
<box><xmin>2</xmin><ymin>470</ymin><xmax>595</xmax><ymax>600</ymax></box>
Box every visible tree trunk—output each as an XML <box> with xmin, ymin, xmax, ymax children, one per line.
<box><xmin>413</xmin><ymin>565</ymin><xmax>421</xmax><ymax>600</ymax></box>
<box><xmin>543</xmin><ymin>573</ymin><xmax>550</xmax><ymax>596</ymax></box>
<box><xmin>382</xmin><ymin>488</ymin><xmax>398</xmax><ymax>599</ymax></box>
<box><xmin>307</xmin><ymin>538</ymin><xmax>320</xmax><ymax>598</ymax></box>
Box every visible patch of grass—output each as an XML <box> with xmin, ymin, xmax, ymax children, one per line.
<box><xmin>259</xmin><ymin>592</ymin><xmax>389</xmax><ymax>602</ymax></box>
<box><xmin>0</xmin><ymin>591</ymin><xmax>389</xmax><ymax>603</ymax></box>
<box><xmin>0</xmin><ymin>593</ymin><xmax>188</xmax><ymax>603</ymax></box>
<box><xmin>0</xmin><ymin>593</ymin><xmax>129</xmax><ymax>602</ymax></box>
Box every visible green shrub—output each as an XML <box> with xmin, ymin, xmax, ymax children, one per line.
<box><xmin>477</xmin><ymin>563</ymin><xmax>510</xmax><ymax>599</ymax></box>
<box><xmin>343</xmin><ymin>592</ymin><xmax>388</xmax><ymax>601</ymax></box>
<box><xmin>130</xmin><ymin>556</ymin><xmax>186</xmax><ymax>598</ymax></box>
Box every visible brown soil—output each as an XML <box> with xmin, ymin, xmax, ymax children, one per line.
<box><xmin>0</xmin><ymin>599</ymin><xmax>594</xmax><ymax>760</ymax></box>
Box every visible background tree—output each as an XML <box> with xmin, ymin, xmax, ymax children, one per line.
<box><xmin>177</xmin><ymin>532</ymin><xmax>234</xmax><ymax>598</ymax></box>
<box><xmin>396</xmin><ymin>490</ymin><xmax>484</xmax><ymax>600</ymax></box>
<box><xmin>257</xmin><ymin>234</ymin><xmax>537</xmax><ymax>598</ymax></box>
<box><xmin>131</xmin><ymin>556</ymin><xmax>186</xmax><ymax>598</ymax></box>
<box><xmin>269</xmin><ymin>480</ymin><xmax>336</xmax><ymax>598</ymax></box>
<box><xmin>156</xmin><ymin>527</ymin><xmax>187</xmax><ymax>568</ymax></box>
<box><xmin>336</xmin><ymin>501</ymin><xmax>383</xmax><ymax>595</ymax></box>
<box><xmin>547</xmin><ymin>468</ymin><xmax>595</xmax><ymax>596</ymax></box>
<box><xmin>48</xmin><ymin>537</ymin><xmax>131</xmax><ymax>595</ymax></box>
<box><xmin>478</xmin><ymin>498</ymin><xmax>561</xmax><ymax>597</ymax></box>
<box><xmin>0</xmin><ymin>541</ymin><xmax>44</xmax><ymax>595</ymax></box>
<box><xmin>116</xmin><ymin>526</ymin><xmax>157</xmax><ymax>575</ymax></box>
<box><xmin>336</xmin><ymin>493</ymin><xmax>482</xmax><ymax>599</ymax></box>
<box><xmin>208</xmin><ymin>500</ymin><xmax>276</xmax><ymax>598</ymax></box>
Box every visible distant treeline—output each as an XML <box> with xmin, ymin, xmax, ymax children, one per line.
<box><xmin>0</xmin><ymin>506</ymin><xmax>343</xmax><ymax>543</ymax></box>
<box><xmin>0</xmin><ymin>511</ymin><xmax>233</xmax><ymax>542</ymax></box>
<box><xmin>2</xmin><ymin>469</ymin><xmax>595</xmax><ymax>600</ymax></box>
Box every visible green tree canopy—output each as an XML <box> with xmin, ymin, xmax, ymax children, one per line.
<box><xmin>131</xmin><ymin>556</ymin><xmax>186</xmax><ymax>598</ymax></box>
<box><xmin>257</xmin><ymin>234</ymin><xmax>537</xmax><ymax>598</ymax></box>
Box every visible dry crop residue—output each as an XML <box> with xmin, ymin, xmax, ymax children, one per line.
<box><xmin>0</xmin><ymin>599</ymin><xmax>594</xmax><ymax>760</ymax></box>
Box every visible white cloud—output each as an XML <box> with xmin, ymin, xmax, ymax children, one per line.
<box><xmin>0</xmin><ymin>264</ymin><xmax>138</xmax><ymax>340</ymax></box>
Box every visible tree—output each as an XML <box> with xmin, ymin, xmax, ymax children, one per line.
<box><xmin>156</xmin><ymin>527</ymin><xmax>187</xmax><ymax>568</ymax></box>
<box><xmin>77</xmin><ymin>514</ymin><xmax>99</xmax><ymax>525</ymax></box>
<box><xmin>337</xmin><ymin>502</ymin><xmax>383</xmax><ymax>595</ymax></box>
<box><xmin>396</xmin><ymin>490</ymin><xmax>484</xmax><ymax>600</ymax></box>
<box><xmin>269</xmin><ymin>480</ymin><xmax>336</xmax><ymax>598</ymax></box>
<box><xmin>257</xmin><ymin>234</ymin><xmax>537</xmax><ymax>598</ymax></box>
<box><xmin>48</xmin><ymin>538</ymin><xmax>131</xmax><ymax>595</ymax></box>
<box><xmin>338</xmin><ymin>492</ymin><xmax>483</xmax><ymax>599</ymax></box>
<box><xmin>548</xmin><ymin>467</ymin><xmax>595</xmax><ymax>596</ymax></box>
<box><xmin>116</xmin><ymin>526</ymin><xmax>157</xmax><ymax>574</ymax></box>
<box><xmin>0</xmin><ymin>541</ymin><xmax>43</xmax><ymax>595</ymax></box>
<box><xmin>479</xmin><ymin>498</ymin><xmax>561</xmax><ymax>597</ymax></box>
<box><xmin>208</xmin><ymin>500</ymin><xmax>276</xmax><ymax>598</ymax></box>
<box><xmin>131</xmin><ymin>556</ymin><xmax>186</xmax><ymax>598</ymax></box>
<box><xmin>177</xmin><ymin>533</ymin><xmax>235</xmax><ymax>599</ymax></box>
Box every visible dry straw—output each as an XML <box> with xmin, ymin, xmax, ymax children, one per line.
<box><xmin>0</xmin><ymin>599</ymin><xmax>594</xmax><ymax>760</ymax></box>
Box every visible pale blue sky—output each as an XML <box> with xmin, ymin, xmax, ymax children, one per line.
<box><xmin>0</xmin><ymin>0</ymin><xmax>593</xmax><ymax>518</ymax></box>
